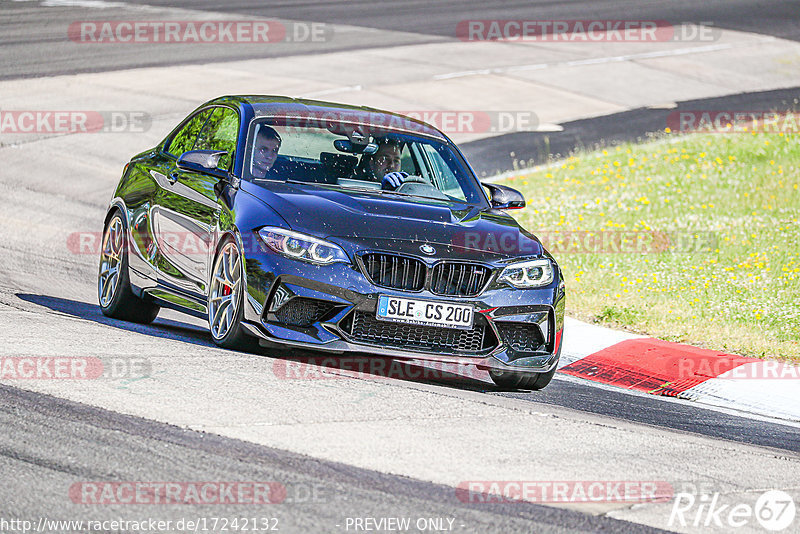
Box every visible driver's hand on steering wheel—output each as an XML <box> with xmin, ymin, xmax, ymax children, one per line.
<box><xmin>381</xmin><ymin>171</ymin><xmax>408</xmax><ymax>190</ymax></box>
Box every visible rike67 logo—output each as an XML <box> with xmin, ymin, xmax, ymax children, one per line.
<box><xmin>669</xmin><ymin>489</ymin><xmax>796</xmax><ymax>531</ymax></box>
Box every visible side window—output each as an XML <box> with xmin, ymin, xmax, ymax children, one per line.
<box><xmin>399</xmin><ymin>144</ymin><xmax>418</xmax><ymax>175</ymax></box>
<box><xmin>408</xmin><ymin>143</ymin><xmax>433</xmax><ymax>183</ymax></box>
<box><xmin>194</xmin><ymin>107</ymin><xmax>239</xmax><ymax>170</ymax></box>
<box><xmin>166</xmin><ymin>109</ymin><xmax>212</xmax><ymax>157</ymax></box>
<box><xmin>421</xmin><ymin>144</ymin><xmax>467</xmax><ymax>201</ymax></box>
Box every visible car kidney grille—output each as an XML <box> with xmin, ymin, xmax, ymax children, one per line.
<box><xmin>362</xmin><ymin>253</ymin><xmax>426</xmax><ymax>291</ymax></box>
<box><xmin>495</xmin><ymin>322</ymin><xmax>546</xmax><ymax>352</ymax></box>
<box><xmin>361</xmin><ymin>253</ymin><xmax>492</xmax><ymax>297</ymax></box>
<box><xmin>430</xmin><ymin>262</ymin><xmax>491</xmax><ymax>297</ymax></box>
<box><xmin>346</xmin><ymin>311</ymin><xmax>495</xmax><ymax>354</ymax></box>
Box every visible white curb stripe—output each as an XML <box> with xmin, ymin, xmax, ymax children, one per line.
<box><xmin>559</xmin><ymin>317</ymin><xmax>644</xmax><ymax>368</ymax></box>
<box><xmin>679</xmin><ymin>362</ymin><xmax>800</xmax><ymax>422</ymax></box>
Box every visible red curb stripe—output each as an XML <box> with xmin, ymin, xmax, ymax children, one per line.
<box><xmin>560</xmin><ymin>338</ymin><xmax>759</xmax><ymax>395</ymax></box>
<box><xmin>648</xmin><ymin>377</ymin><xmax>708</xmax><ymax>397</ymax></box>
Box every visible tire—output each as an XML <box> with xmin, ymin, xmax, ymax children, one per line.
<box><xmin>489</xmin><ymin>341</ymin><xmax>562</xmax><ymax>391</ymax></box>
<box><xmin>489</xmin><ymin>366</ymin><xmax>556</xmax><ymax>391</ymax></box>
<box><xmin>98</xmin><ymin>210</ymin><xmax>160</xmax><ymax>324</ymax></box>
<box><xmin>207</xmin><ymin>237</ymin><xmax>260</xmax><ymax>352</ymax></box>
<box><xmin>526</xmin><ymin>365</ymin><xmax>558</xmax><ymax>390</ymax></box>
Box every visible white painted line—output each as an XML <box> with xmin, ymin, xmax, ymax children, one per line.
<box><xmin>536</xmin><ymin>123</ymin><xmax>564</xmax><ymax>132</ymax></box>
<box><xmin>564</xmin><ymin>43</ymin><xmax>737</xmax><ymax>67</ymax></box>
<box><xmin>432</xmin><ymin>42</ymin><xmax>746</xmax><ymax>80</ymax></box>
<box><xmin>434</xmin><ymin>68</ymin><xmax>494</xmax><ymax>80</ymax></box>
<box><xmin>301</xmin><ymin>85</ymin><xmax>363</xmax><ymax>98</ymax></box>
<box><xmin>12</xmin><ymin>0</ymin><xmax>154</xmax><ymax>9</ymax></box>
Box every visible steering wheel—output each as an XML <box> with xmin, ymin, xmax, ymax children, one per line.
<box><xmin>399</xmin><ymin>174</ymin><xmax>430</xmax><ymax>186</ymax></box>
<box><xmin>396</xmin><ymin>175</ymin><xmax>449</xmax><ymax>200</ymax></box>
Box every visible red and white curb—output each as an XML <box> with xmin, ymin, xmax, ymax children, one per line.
<box><xmin>558</xmin><ymin>318</ymin><xmax>800</xmax><ymax>423</ymax></box>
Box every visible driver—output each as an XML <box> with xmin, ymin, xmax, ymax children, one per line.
<box><xmin>353</xmin><ymin>138</ymin><xmax>408</xmax><ymax>190</ymax></box>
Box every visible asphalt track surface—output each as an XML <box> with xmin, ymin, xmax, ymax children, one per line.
<box><xmin>4</xmin><ymin>0</ymin><xmax>800</xmax><ymax>81</ymax></box>
<box><xmin>136</xmin><ymin>0</ymin><xmax>800</xmax><ymax>42</ymax></box>
<box><xmin>3</xmin><ymin>0</ymin><xmax>800</xmax><ymax>174</ymax></box>
<box><xmin>15</xmin><ymin>292</ymin><xmax>800</xmax><ymax>454</ymax></box>
<box><xmin>1</xmin><ymin>384</ymin><xmax>675</xmax><ymax>534</ymax></box>
<box><xmin>1</xmin><ymin>1</ymin><xmax>800</xmax><ymax>533</ymax></box>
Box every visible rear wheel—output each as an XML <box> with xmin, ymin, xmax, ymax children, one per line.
<box><xmin>208</xmin><ymin>238</ymin><xmax>259</xmax><ymax>351</ymax></box>
<box><xmin>98</xmin><ymin>211</ymin><xmax>159</xmax><ymax>324</ymax></box>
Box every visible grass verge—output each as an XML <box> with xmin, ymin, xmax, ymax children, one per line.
<box><xmin>501</xmin><ymin>131</ymin><xmax>799</xmax><ymax>362</ymax></box>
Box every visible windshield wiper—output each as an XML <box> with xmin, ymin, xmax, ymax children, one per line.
<box><xmin>327</xmin><ymin>184</ymin><xmax>420</xmax><ymax>198</ymax></box>
<box><xmin>285</xmin><ymin>180</ymin><xmax>459</xmax><ymax>202</ymax></box>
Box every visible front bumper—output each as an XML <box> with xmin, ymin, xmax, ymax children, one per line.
<box><xmin>240</xmin><ymin>248</ymin><xmax>565</xmax><ymax>374</ymax></box>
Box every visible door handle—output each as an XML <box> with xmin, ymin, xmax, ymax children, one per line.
<box><xmin>168</xmin><ymin>171</ymin><xmax>180</xmax><ymax>184</ymax></box>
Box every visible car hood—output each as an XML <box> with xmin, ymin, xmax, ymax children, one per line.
<box><xmin>242</xmin><ymin>181</ymin><xmax>543</xmax><ymax>260</ymax></box>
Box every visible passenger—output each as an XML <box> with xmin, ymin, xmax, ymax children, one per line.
<box><xmin>251</xmin><ymin>125</ymin><xmax>282</xmax><ymax>179</ymax></box>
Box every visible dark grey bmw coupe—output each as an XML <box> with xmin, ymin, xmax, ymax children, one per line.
<box><xmin>98</xmin><ymin>95</ymin><xmax>565</xmax><ymax>390</ymax></box>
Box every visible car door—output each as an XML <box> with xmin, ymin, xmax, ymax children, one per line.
<box><xmin>127</xmin><ymin>108</ymin><xmax>212</xmax><ymax>288</ymax></box>
<box><xmin>152</xmin><ymin>106</ymin><xmax>239</xmax><ymax>300</ymax></box>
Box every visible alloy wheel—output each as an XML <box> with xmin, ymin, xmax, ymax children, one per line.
<box><xmin>209</xmin><ymin>241</ymin><xmax>242</xmax><ymax>340</ymax></box>
<box><xmin>98</xmin><ymin>216</ymin><xmax>124</xmax><ymax>308</ymax></box>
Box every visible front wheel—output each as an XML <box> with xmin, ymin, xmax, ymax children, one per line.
<box><xmin>489</xmin><ymin>342</ymin><xmax>562</xmax><ymax>391</ymax></box>
<box><xmin>489</xmin><ymin>366</ymin><xmax>557</xmax><ymax>391</ymax></box>
<box><xmin>207</xmin><ymin>238</ymin><xmax>259</xmax><ymax>351</ymax></box>
<box><xmin>98</xmin><ymin>211</ymin><xmax>159</xmax><ymax>324</ymax></box>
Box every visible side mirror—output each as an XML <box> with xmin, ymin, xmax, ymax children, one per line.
<box><xmin>482</xmin><ymin>182</ymin><xmax>526</xmax><ymax>210</ymax></box>
<box><xmin>177</xmin><ymin>150</ymin><xmax>229</xmax><ymax>180</ymax></box>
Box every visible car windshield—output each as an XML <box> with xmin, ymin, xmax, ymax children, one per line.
<box><xmin>243</xmin><ymin>118</ymin><xmax>487</xmax><ymax>205</ymax></box>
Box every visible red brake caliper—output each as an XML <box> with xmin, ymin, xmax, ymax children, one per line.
<box><xmin>222</xmin><ymin>285</ymin><xmax>232</xmax><ymax>296</ymax></box>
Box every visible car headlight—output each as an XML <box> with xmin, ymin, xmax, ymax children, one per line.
<box><xmin>497</xmin><ymin>258</ymin><xmax>554</xmax><ymax>289</ymax></box>
<box><xmin>257</xmin><ymin>227</ymin><xmax>349</xmax><ymax>265</ymax></box>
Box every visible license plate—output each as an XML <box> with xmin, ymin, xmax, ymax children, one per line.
<box><xmin>376</xmin><ymin>295</ymin><xmax>474</xmax><ymax>330</ymax></box>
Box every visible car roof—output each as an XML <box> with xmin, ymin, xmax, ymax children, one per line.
<box><xmin>206</xmin><ymin>95</ymin><xmax>448</xmax><ymax>142</ymax></box>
